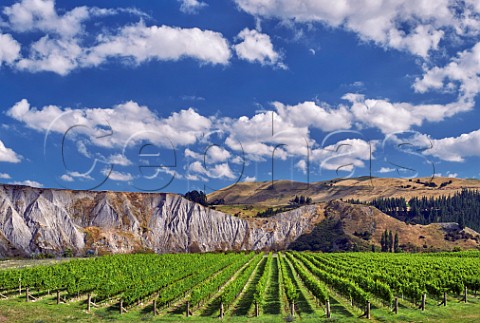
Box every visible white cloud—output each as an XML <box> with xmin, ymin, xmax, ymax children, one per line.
<box><xmin>313</xmin><ymin>138</ymin><xmax>374</xmax><ymax>173</ymax></box>
<box><xmin>425</xmin><ymin>129</ymin><xmax>480</xmax><ymax>162</ymax></box>
<box><xmin>378</xmin><ymin>167</ymin><xmax>395</xmax><ymax>173</ymax></box>
<box><xmin>273</xmin><ymin>101</ymin><xmax>351</xmax><ymax>132</ymax></box>
<box><xmin>414</xmin><ymin>42</ymin><xmax>480</xmax><ymax>101</ymax></box>
<box><xmin>0</xmin><ymin>33</ymin><xmax>21</xmax><ymax>66</ymax></box>
<box><xmin>243</xmin><ymin>175</ymin><xmax>256</xmax><ymax>182</ymax></box>
<box><xmin>447</xmin><ymin>172</ymin><xmax>458</xmax><ymax>178</ymax></box>
<box><xmin>179</xmin><ymin>0</ymin><xmax>207</xmax><ymax>14</ymax></box>
<box><xmin>10</xmin><ymin>180</ymin><xmax>42</xmax><ymax>187</ymax></box>
<box><xmin>235</xmin><ymin>0</ymin><xmax>477</xmax><ymax>58</ymax></box>
<box><xmin>0</xmin><ymin>140</ymin><xmax>22</xmax><ymax>163</ymax></box>
<box><xmin>107</xmin><ymin>154</ymin><xmax>132</xmax><ymax>166</ymax></box>
<box><xmin>0</xmin><ymin>173</ymin><xmax>11</xmax><ymax>179</ymax></box>
<box><xmin>86</xmin><ymin>22</ymin><xmax>231</xmax><ymax>67</ymax></box>
<box><xmin>67</xmin><ymin>171</ymin><xmax>93</xmax><ymax>180</ymax></box>
<box><xmin>3</xmin><ymin>0</ymin><xmax>90</xmax><ymax>36</ymax></box>
<box><xmin>295</xmin><ymin>159</ymin><xmax>307</xmax><ymax>174</ymax></box>
<box><xmin>16</xmin><ymin>36</ymin><xmax>83</xmax><ymax>75</ymax></box>
<box><xmin>234</xmin><ymin>28</ymin><xmax>284</xmax><ymax>68</ymax></box>
<box><xmin>0</xmin><ymin>1</ymin><xmax>230</xmax><ymax>74</ymax></box>
<box><xmin>7</xmin><ymin>99</ymin><xmax>212</xmax><ymax>149</ymax></box>
<box><xmin>343</xmin><ymin>93</ymin><xmax>473</xmax><ymax>134</ymax></box>
<box><xmin>60</xmin><ymin>174</ymin><xmax>74</xmax><ymax>182</ymax></box>
<box><xmin>102</xmin><ymin>169</ymin><xmax>134</xmax><ymax>181</ymax></box>
<box><xmin>187</xmin><ymin>160</ymin><xmax>237</xmax><ymax>180</ymax></box>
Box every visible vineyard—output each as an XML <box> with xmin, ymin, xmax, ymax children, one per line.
<box><xmin>0</xmin><ymin>252</ymin><xmax>479</xmax><ymax>322</ymax></box>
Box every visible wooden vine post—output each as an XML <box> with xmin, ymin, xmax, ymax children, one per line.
<box><xmin>366</xmin><ymin>301</ymin><xmax>371</xmax><ymax>319</ymax></box>
<box><xmin>464</xmin><ymin>286</ymin><xmax>468</xmax><ymax>303</ymax></box>
<box><xmin>443</xmin><ymin>291</ymin><xmax>447</xmax><ymax>306</ymax></box>
<box><xmin>255</xmin><ymin>301</ymin><xmax>259</xmax><ymax>317</ymax></box>
<box><xmin>57</xmin><ymin>290</ymin><xmax>61</xmax><ymax>304</ymax></box>
<box><xmin>394</xmin><ymin>297</ymin><xmax>398</xmax><ymax>314</ymax></box>
<box><xmin>326</xmin><ymin>300</ymin><xmax>331</xmax><ymax>318</ymax></box>
<box><xmin>25</xmin><ymin>287</ymin><xmax>29</xmax><ymax>302</ymax></box>
<box><xmin>219</xmin><ymin>302</ymin><xmax>224</xmax><ymax>319</ymax></box>
<box><xmin>421</xmin><ymin>293</ymin><xmax>426</xmax><ymax>311</ymax></box>
<box><xmin>186</xmin><ymin>301</ymin><xmax>190</xmax><ymax>317</ymax></box>
<box><xmin>290</xmin><ymin>300</ymin><xmax>295</xmax><ymax>317</ymax></box>
<box><xmin>87</xmin><ymin>293</ymin><xmax>91</xmax><ymax>312</ymax></box>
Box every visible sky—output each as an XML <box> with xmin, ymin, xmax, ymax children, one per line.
<box><xmin>0</xmin><ymin>0</ymin><xmax>480</xmax><ymax>193</ymax></box>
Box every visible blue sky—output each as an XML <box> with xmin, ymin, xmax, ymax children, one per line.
<box><xmin>0</xmin><ymin>0</ymin><xmax>480</xmax><ymax>193</ymax></box>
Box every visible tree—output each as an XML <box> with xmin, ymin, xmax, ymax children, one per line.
<box><xmin>394</xmin><ymin>232</ymin><xmax>399</xmax><ymax>253</ymax></box>
<box><xmin>380</xmin><ymin>231</ymin><xmax>386</xmax><ymax>252</ymax></box>
<box><xmin>459</xmin><ymin>211</ymin><xmax>466</xmax><ymax>230</ymax></box>
<box><xmin>299</xmin><ymin>195</ymin><xmax>306</xmax><ymax>205</ymax></box>
<box><xmin>184</xmin><ymin>190</ymin><xmax>208</xmax><ymax>206</ymax></box>
<box><xmin>388</xmin><ymin>231</ymin><xmax>393</xmax><ymax>253</ymax></box>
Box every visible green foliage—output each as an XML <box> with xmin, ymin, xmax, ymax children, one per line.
<box><xmin>184</xmin><ymin>190</ymin><xmax>208</xmax><ymax>206</ymax></box>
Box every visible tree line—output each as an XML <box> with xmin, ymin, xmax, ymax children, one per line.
<box><xmin>368</xmin><ymin>189</ymin><xmax>480</xmax><ymax>231</ymax></box>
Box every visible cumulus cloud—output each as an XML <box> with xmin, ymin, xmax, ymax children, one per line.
<box><xmin>312</xmin><ymin>138</ymin><xmax>374</xmax><ymax>173</ymax></box>
<box><xmin>243</xmin><ymin>175</ymin><xmax>256</xmax><ymax>182</ymax></box>
<box><xmin>102</xmin><ymin>169</ymin><xmax>134</xmax><ymax>181</ymax></box>
<box><xmin>107</xmin><ymin>154</ymin><xmax>132</xmax><ymax>166</ymax></box>
<box><xmin>425</xmin><ymin>129</ymin><xmax>480</xmax><ymax>162</ymax></box>
<box><xmin>7</xmin><ymin>99</ymin><xmax>212</xmax><ymax>149</ymax></box>
<box><xmin>0</xmin><ymin>33</ymin><xmax>21</xmax><ymax>66</ymax></box>
<box><xmin>235</xmin><ymin>0</ymin><xmax>478</xmax><ymax>58</ymax></box>
<box><xmin>0</xmin><ymin>1</ymin><xmax>231</xmax><ymax>74</ymax></box>
<box><xmin>233</xmin><ymin>28</ymin><xmax>284</xmax><ymax>68</ymax></box>
<box><xmin>86</xmin><ymin>23</ymin><xmax>231</xmax><ymax>67</ymax></box>
<box><xmin>0</xmin><ymin>140</ymin><xmax>22</xmax><ymax>163</ymax></box>
<box><xmin>10</xmin><ymin>180</ymin><xmax>42</xmax><ymax>187</ymax></box>
<box><xmin>0</xmin><ymin>173</ymin><xmax>11</xmax><ymax>179</ymax></box>
<box><xmin>187</xmin><ymin>160</ymin><xmax>237</xmax><ymax>180</ymax></box>
<box><xmin>414</xmin><ymin>42</ymin><xmax>480</xmax><ymax>101</ymax></box>
<box><xmin>378</xmin><ymin>167</ymin><xmax>395</xmax><ymax>173</ymax></box>
<box><xmin>273</xmin><ymin>101</ymin><xmax>351</xmax><ymax>132</ymax></box>
<box><xmin>60</xmin><ymin>174</ymin><xmax>74</xmax><ymax>182</ymax></box>
<box><xmin>343</xmin><ymin>93</ymin><xmax>473</xmax><ymax>134</ymax></box>
<box><xmin>179</xmin><ymin>0</ymin><xmax>207</xmax><ymax>14</ymax></box>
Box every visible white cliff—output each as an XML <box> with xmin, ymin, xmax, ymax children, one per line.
<box><xmin>0</xmin><ymin>184</ymin><xmax>321</xmax><ymax>257</ymax></box>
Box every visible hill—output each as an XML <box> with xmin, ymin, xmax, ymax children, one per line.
<box><xmin>290</xmin><ymin>200</ymin><xmax>480</xmax><ymax>252</ymax></box>
<box><xmin>207</xmin><ymin>177</ymin><xmax>480</xmax><ymax>205</ymax></box>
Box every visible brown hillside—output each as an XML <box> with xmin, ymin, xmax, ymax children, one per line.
<box><xmin>289</xmin><ymin>200</ymin><xmax>480</xmax><ymax>252</ymax></box>
<box><xmin>208</xmin><ymin>177</ymin><xmax>480</xmax><ymax>206</ymax></box>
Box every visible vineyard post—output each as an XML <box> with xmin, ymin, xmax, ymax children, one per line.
<box><xmin>25</xmin><ymin>287</ymin><xmax>29</xmax><ymax>302</ymax></box>
<box><xmin>57</xmin><ymin>290</ymin><xmax>60</xmax><ymax>304</ymax></box>
<box><xmin>153</xmin><ymin>299</ymin><xmax>157</xmax><ymax>316</ymax></box>
<box><xmin>443</xmin><ymin>291</ymin><xmax>447</xmax><ymax>306</ymax></box>
<box><xmin>366</xmin><ymin>301</ymin><xmax>371</xmax><ymax>319</ymax></box>
<box><xmin>421</xmin><ymin>294</ymin><xmax>426</xmax><ymax>311</ymax></box>
<box><xmin>326</xmin><ymin>300</ymin><xmax>331</xmax><ymax>318</ymax></box>
<box><xmin>87</xmin><ymin>293</ymin><xmax>91</xmax><ymax>312</ymax></box>
<box><xmin>186</xmin><ymin>301</ymin><xmax>190</xmax><ymax>317</ymax></box>
<box><xmin>255</xmin><ymin>301</ymin><xmax>259</xmax><ymax>317</ymax></box>
<box><xmin>219</xmin><ymin>302</ymin><xmax>224</xmax><ymax>319</ymax></box>
<box><xmin>394</xmin><ymin>297</ymin><xmax>398</xmax><ymax>314</ymax></box>
<box><xmin>464</xmin><ymin>286</ymin><xmax>468</xmax><ymax>303</ymax></box>
<box><xmin>18</xmin><ymin>279</ymin><xmax>21</xmax><ymax>296</ymax></box>
<box><xmin>290</xmin><ymin>301</ymin><xmax>295</xmax><ymax>317</ymax></box>
<box><xmin>119</xmin><ymin>299</ymin><xmax>123</xmax><ymax>314</ymax></box>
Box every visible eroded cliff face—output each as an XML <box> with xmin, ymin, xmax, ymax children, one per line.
<box><xmin>0</xmin><ymin>185</ymin><xmax>322</xmax><ymax>257</ymax></box>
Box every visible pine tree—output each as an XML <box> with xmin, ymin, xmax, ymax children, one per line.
<box><xmin>299</xmin><ymin>195</ymin><xmax>305</xmax><ymax>205</ymax></box>
<box><xmin>394</xmin><ymin>232</ymin><xmax>399</xmax><ymax>253</ymax></box>
<box><xmin>388</xmin><ymin>231</ymin><xmax>393</xmax><ymax>252</ymax></box>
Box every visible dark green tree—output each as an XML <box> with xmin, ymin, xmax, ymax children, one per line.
<box><xmin>394</xmin><ymin>232</ymin><xmax>399</xmax><ymax>253</ymax></box>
